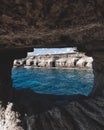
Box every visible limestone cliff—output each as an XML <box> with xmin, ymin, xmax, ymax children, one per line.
<box><xmin>14</xmin><ymin>53</ymin><xmax>93</xmax><ymax>68</ymax></box>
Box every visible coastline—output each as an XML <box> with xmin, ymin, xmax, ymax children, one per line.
<box><xmin>14</xmin><ymin>66</ymin><xmax>93</xmax><ymax>71</ymax></box>
<box><xmin>13</xmin><ymin>53</ymin><xmax>93</xmax><ymax>69</ymax></box>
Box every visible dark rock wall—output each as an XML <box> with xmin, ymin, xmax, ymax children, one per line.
<box><xmin>90</xmin><ymin>51</ymin><xmax>104</xmax><ymax>97</ymax></box>
<box><xmin>0</xmin><ymin>0</ymin><xmax>104</xmax><ymax>49</ymax></box>
<box><xmin>0</xmin><ymin>0</ymin><xmax>103</xmax><ymax>28</ymax></box>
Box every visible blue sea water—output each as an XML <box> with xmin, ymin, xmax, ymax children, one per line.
<box><xmin>12</xmin><ymin>68</ymin><xmax>94</xmax><ymax>96</ymax></box>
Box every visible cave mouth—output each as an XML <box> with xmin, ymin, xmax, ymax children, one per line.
<box><xmin>12</xmin><ymin>47</ymin><xmax>94</xmax><ymax>97</ymax></box>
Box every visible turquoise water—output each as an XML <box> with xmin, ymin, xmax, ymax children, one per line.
<box><xmin>12</xmin><ymin>68</ymin><xmax>94</xmax><ymax>96</ymax></box>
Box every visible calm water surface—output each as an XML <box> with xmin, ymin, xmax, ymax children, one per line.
<box><xmin>12</xmin><ymin>68</ymin><xmax>94</xmax><ymax>96</ymax></box>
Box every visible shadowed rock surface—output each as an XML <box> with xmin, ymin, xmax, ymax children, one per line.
<box><xmin>0</xmin><ymin>0</ymin><xmax>104</xmax><ymax>50</ymax></box>
<box><xmin>0</xmin><ymin>0</ymin><xmax>104</xmax><ymax>130</ymax></box>
<box><xmin>1</xmin><ymin>89</ymin><xmax>104</xmax><ymax>130</ymax></box>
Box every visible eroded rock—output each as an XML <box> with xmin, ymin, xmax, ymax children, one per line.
<box><xmin>2</xmin><ymin>90</ymin><xmax>104</xmax><ymax>130</ymax></box>
<box><xmin>14</xmin><ymin>53</ymin><xmax>93</xmax><ymax>69</ymax></box>
<box><xmin>0</xmin><ymin>102</ymin><xmax>23</xmax><ymax>130</ymax></box>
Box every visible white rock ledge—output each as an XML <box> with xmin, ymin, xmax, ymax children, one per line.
<box><xmin>13</xmin><ymin>53</ymin><xmax>93</xmax><ymax>69</ymax></box>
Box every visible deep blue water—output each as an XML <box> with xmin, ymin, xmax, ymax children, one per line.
<box><xmin>12</xmin><ymin>68</ymin><xmax>94</xmax><ymax>96</ymax></box>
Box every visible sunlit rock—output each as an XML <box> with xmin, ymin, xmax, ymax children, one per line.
<box><xmin>76</xmin><ymin>58</ymin><xmax>87</xmax><ymax>68</ymax></box>
<box><xmin>26</xmin><ymin>58</ymin><xmax>34</xmax><ymax>66</ymax></box>
<box><xmin>55</xmin><ymin>58</ymin><xmax>67</xmax><ymax>67</ymax></box>
<box><xmin>66</xmin><ymin>57</ymin><xmax>79</xmax><ymax>67</ymax></box>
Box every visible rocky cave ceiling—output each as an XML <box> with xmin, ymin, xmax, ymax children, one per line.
<box><xmin>0</xmin><ymin>0</ymin><xmax>104</xmax><ymax>53</ymax></box>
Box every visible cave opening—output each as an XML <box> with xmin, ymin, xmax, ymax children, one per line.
<box><xmin>0</xmin><ymin>46</ymin><xmax>101</xmax><ymax>101</ymax></box>
<box><xmin>12</xmin><ymin>47</ymin><xmax>94</xmax><ymax>96</ymax></box>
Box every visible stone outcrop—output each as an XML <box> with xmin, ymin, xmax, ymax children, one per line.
<box><xmin>14</xmin><ymin>53</ymin><xmax>93</xmax><ymax>69</ymax></box>
<box><xmin>0</xmin><ymin>0</ymin><xmax>104</xmax><ymax>130</ymax></box>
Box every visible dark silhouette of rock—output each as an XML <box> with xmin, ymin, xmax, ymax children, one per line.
<box><xmin>1</xmin><ymin>89</ymin><xmax>104</xmax><ymax>130</ymax></box>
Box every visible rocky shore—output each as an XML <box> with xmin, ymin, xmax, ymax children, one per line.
<box><xmin>14</xmin><ymin>53</ymin><xmax>93</xmax><ymax>69</ymax></box>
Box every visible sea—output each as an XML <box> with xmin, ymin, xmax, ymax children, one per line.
<box><xmin>12</xmin><ymin>68</ymin><xmax>94</xmax><ymax>96</ymax></box>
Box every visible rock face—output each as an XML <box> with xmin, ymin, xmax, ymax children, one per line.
<box><xmin>0</xmin><ymin>0</ymin><xmax>104</xmax><ymax>49</ymax></box>
<box><xmin>1</xmin><ymin>90</ymin><xmax>104</xmax><ymax>130</ymax></box>
<box><xmin>90</xmin><ymin>52</ymin><xmax>104</xmax><ymax>96</ymax></box>
<box><xmin>0</xmin><ymin>0</ymin><xmax>104</xmax><ymax>130</ymax></box>
<box><xmin>14</xmin><ymin>53</ymin><xmax>93</xmax><ymax>69</ymax></box>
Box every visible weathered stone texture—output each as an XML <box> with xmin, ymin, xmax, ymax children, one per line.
<box><xmin>0</xmin><ymin>102</ymin><xmax>23</xmax><ymax>130</ymax></box>
<box><xmin>14</xmin><ymin>53</ymin><xmax>93</xmax><ymax>68</ymax></box>
<box><xmin>0</xmin><ymin>0</ymin><xmax>104</xmax><ymax>49</ymax></box>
